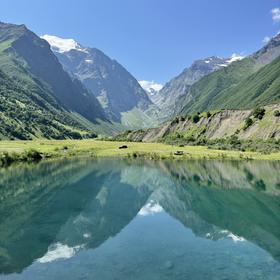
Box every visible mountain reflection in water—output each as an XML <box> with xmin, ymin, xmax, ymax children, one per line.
<box><xmin>0</xmin><ymin>158</ymin><xmax>280</xmax><ymax>279</ymax></box>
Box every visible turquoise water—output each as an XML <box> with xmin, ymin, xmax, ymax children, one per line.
<box><xmin>0</xmin><ymin>158</ymin><xmax>280</xmax><ymax>279</ymax></box>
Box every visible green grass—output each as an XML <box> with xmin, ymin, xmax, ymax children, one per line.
<box><xmin>0</xmin><ymin>39</ymin><xmax>13</xmax><ymax>52</ymax></box>
<box><xmin>121</xmin><ymin>107</ymin><xmax>157</xmax><ymax>129</ymax></box>
<box><xmin>182</xmin><ymin>57</ymin><xmax>257</xmax><ymax>114</ymax></box>
<box><xmin>212</xmin><ymin>55</ymin><xmax>280</xmax><ymax>109</ymax></box>
<box><xmin>1</xmin><ymin>140</ymin><xmax>280</xmax><ymax>167</ymax></box>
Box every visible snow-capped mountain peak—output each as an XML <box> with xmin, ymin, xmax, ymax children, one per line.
<box><xmin>226</xmin><ymin>53</ymin><xmax>244</xmax><ymax>64</ymax></box>
<box><xmin>215</xmin><ymin>53</ymin><xmax>244</xmax><ymax>67</ymax></box>
<box><xmin>139</xmin><ymin>80</ymin><xmax>163</xmax><ymax>96</ymax></box>
<box><xmin>41</xmin><ymin>34</ymin><xmax>87</xmax><ymax>53</ymax></box>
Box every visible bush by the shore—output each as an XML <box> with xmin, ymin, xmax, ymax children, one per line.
<box><xmin>0</xmin><ymin>149</ymin><xmax>42</xmax><ymax>167</ymax></box>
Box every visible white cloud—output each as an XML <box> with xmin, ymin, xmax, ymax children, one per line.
<box><xmin>272</xmin><ymin>8</ymin><xmax>280</xmax><ymax>23</ymax></box>
<box><xmin>262</xmin><ymin>36</ymin><xmax>271</xmax><ymax>44</ymax></box>
<box><xmin>41</xmin><ymin>34</ymin><xmax>88</xmax><ymax>53</ymax></box>
<box><xmin>139</xmin><ymin>80</ymin><xmax>163</xmax><ymax>95</ymax></box>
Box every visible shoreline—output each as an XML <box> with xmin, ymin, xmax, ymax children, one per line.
<box><xmin>1</xmin><ymin>140</ymin><xmax>280</xmax><ymax>167</ymax></box>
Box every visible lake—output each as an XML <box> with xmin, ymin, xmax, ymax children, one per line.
<box><xmin>0</xmin><ymin>158</ymin><xmax>280</xmax><ymax>280</ymax></box>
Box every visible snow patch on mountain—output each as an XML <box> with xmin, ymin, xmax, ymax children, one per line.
<box><xmin>85</xmin><ymin>59</ymin><xmax>93</xmax><ymax>64</ymax></box>
<box><xmin>227</xmin><ymin>53</ymin><xmax>244</xmax><ymax>63</ymax></box>
<box><xmin>204</xmin><ymin>57</ymin><xmax>215</xmax><ymax>64</ymax></box>
<box><xmin>263</xmin><ymin>36</ymin><xmax>271</xmax><ymax>44</ymax></box>
<box><xmin>139</xmin><ymin>80</ymin><xmax>163</xmax><ymax>96</ymax></box>
<box><xmin>217</xmin><ymin>53</ymin><xmax>244</xmax><ymax>67</ymax></box>
<box><xmin>37</xmin><ymin>243</ymin><xmax>84</xmax><ymax>263</ymax></box>
<box><xmin>138</xmin><ymin>200</ymin><xmax>163</xmax><ymax>216</ymax></box>
<box><xmin>41</xmin><ymin>34</ymin><xmax>88</xmax><ymax>53</ymax></box>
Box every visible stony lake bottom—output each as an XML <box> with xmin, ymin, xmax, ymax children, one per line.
<box><xmin>0</xmin><ymin>158</ymin><xmax>280</xmax><ymax>280</ymax></box>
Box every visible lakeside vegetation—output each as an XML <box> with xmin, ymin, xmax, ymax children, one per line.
<box><xmin>1</xmin><ymin>140</ymin><xmax>280</xmax><ymax>167</ymax></box>
<box><xmin>162</xmin><ymin>135</ymin><xmax>280</xmax><ymax>154</ymax></box>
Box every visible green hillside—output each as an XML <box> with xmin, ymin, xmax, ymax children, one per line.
<box><xmin>0</xmin><ymin>22</ymin><xmax>109</xmax><ymax>139</ymax></box>
<box><xmin>181</xmin><ymin>57</ymin><xmax>256</xmax><ymax>113</ymax></box>
<box><xmin>0</xmin><ymin>69</ymin><xmax>92</xmax><ymax>139</ymax></box>
<box><xmin>182</xmin><ymin>55</ymin><xmax>280</xmax><ymax>114</ymax></box>
<box><xmin>181</xmin><ymin>34</ymin><xmax>280</xmax><ymax>114</ymax></box>
<box><xmin>211</xmin><ymin>54</ymin><xmax>280</xmax><ymax>109</ymax></box>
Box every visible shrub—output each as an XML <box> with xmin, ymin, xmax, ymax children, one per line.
<box><xmin>171</xmin><ymin>117</ymin><xmax>180</xmax><ymax>125</ymax></box>
<box><xmin>175</xmin><ymin>132</ymin><xmax>183</xmax><ymax>139</ymax></box>
<box><xmin>243</xmin><ymin>117</ymin><xmax>253</xmax><ymax>130</ymax></box>
<box><xmin>184</xmin><ymin>135</ymin><xmax>195</xmax><ymax>142</ymax></box>
<box><xmin>0</xmin><ymin>152</ymin><xmax>15</xmax><ymax>166</ymax></box>
<box><xmin>206</xmin><ymin>111</ymin><xmax>211</xmax><ymax>118</ymax></box>
<box><xmin>273</xmin><ymin>110</ymin><xmax>280</xmax><ymax>117</ymax></box>
<box><xmin>252</xmin><ymin>107</ymin><xmax>266</xmax><ymax>120</ymax></box>
<box><xmin>234</xmin><ymin>129</ymin><xmax>240</xmax><ymax>135</ymax></box>
<box><xmin>229</xmin><ymin>135</ymin><xmax>241</xmax><ymax>145</ymax></box>
<box><xmin>87</xmin><ymin>132</ymin><xmax>98</xmax><ymax>138</ymax></box>
<box><xmin>22</xmin><ymin>149</ymin><xmax>42</xmax><ymax>162</ymax></box>
<box><xmin>192</xmin><ymin>114</ymin><xmax>200</xmax><ymax>123</ymax></box>
<box><xmin>254</xmin><ymin>180</ymin><xmax>266</xmax><ymax>191</ymax></box>
<box><xmin>69</xmin><ymin>131</ymin><xmax>82</xmax><ymax>139</ymax></box>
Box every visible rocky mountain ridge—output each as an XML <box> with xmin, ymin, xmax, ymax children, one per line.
<box><xmin>151</xmin><ymin>56</ymin><xmax>241</xmax><ymax>122</ymax></box>
<box><xmin>42</xmin><ymin>35</ymin><xmax>155</xmax><ymax>127</ymax></box>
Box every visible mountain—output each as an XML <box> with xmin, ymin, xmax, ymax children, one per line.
<box><xmin>202</xmin><ymin>53</ymin><xmax>280</xmax><ymax>110</ymax></box>
<box><xmin>151</xmin><ymin>55</ymin><xmax>242</xmax><ymax>122</ymax></box>
<box><xmin>180</xmin><ymin>33</ymin><xmax>280</xmax><ymax>114</ymax></box>
<box><xmin>0</xmin><ymin>69</ymin><xmax>92</xmax><ymax>140</ymax></box>
<box><xmin>122</xmin><ymin>34</ymin><xmax>280</xmax><ymax>143</ymax></box>
<box><xmin>0</xmin><ymin>22</ymin><xmax>108</xmax><ymax>139</ymax></box>
<box><xmin>42</xmin><ymin>35</ymin><xmax>156</xmax><ymax>128</ymax></box>
<box><xmin>1</xmin><ymin>21</ymin><xmax>279</xmax><ymax>140</ymax></box>
<box><xmin>138</xmin><ymin>80</ymin><xmax>163</xmax><ymax>98</ymax></box>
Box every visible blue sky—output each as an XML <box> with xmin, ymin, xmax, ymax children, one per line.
<box><xmin>1</xmin><ymin>0</ymin><xmax>280</xmax><ymax>84</ymax></box>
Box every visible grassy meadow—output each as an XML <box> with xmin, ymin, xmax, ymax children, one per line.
<box><xmin>0</xmin><ymin>140</ymin><xmax>280</xmax><ymax>167</ymax></box>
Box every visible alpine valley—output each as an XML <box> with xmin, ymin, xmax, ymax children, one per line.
<box><xmin>2</xmin><ymin>3</ymin><xmax>280</xmax><ymax>280</ymax></box>
<box><xmin>0</xmin><ymin>21</ymin><xmax>280</xmax><ymax>143</ymax></box>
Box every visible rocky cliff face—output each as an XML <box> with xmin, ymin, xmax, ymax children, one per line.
<box><xmin>253</xmin><ymin>33</ymin><xmax>280</xmax><ymax>65</ymax></box>
<box><xmin>151</xmin><ymin>56</ymin><xmax>237</xmax><ymax>122</ymax></box>
<box><xmin>3</xmin><ymin>24</ymin><xmax>107</xmax><ymax>123</ymax></box>
<box><xmin>42</xmin><ymin>35</ymin><xmax>153</xmax><ymax>125</ymax></box>
<box><xmin>121</xmin><ymin>104</ymin><xmax>280</xmax><ymax>142</ymax></box>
